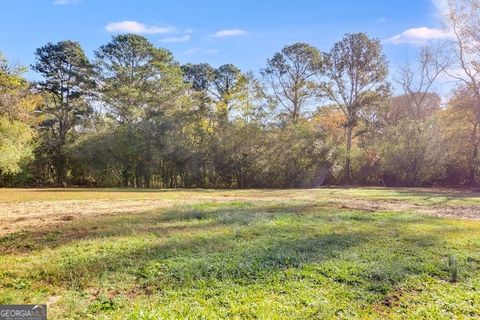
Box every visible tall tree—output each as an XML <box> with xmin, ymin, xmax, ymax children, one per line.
<box><xmin>262</xmin><ymin>43</ymin><xmax>322</xmax><ymax>123</ymax></box>
<box><xmin>94</xmin><ymin>34</ymin><xmax>186</xmax><ymax>187</ymax></box>
<box><xmin>444</xmin><ymin>0</ymin><xmax>480</xmax><ymax>113</ymax></box>
<box><xmin>319</xmin><ymin>33</ymin><xmax>389</xmax><ymax>182</ymax></box>
<box><xmin>396</xmin><ymin>46</ymin><xmax>446</xmax><ymax>131</ymax></box>
<box><xmin>442</xmin><ymin>0</ymin><xmax>480</xmax><ymax>184</ymax></box>
<box><xmin>230</xmin><ymin>72</ymin><xmax>274</xmax><ymax>124</ymax></box>
<box><xmin>95</xmin><ymin>34</ymin><xmax>185</xmax><ymax>125</ymax></box>
<box><xmin>181</xmin><ymin>63</ymin><xmax>215</xmax><ymax>92</ymax></box>
<box><xmin>182</xmin><ymin>63</ymin><xmax>242</xmax><ymax>124</ymax></box>
<box><xmin>212</xmin><ymin>64</ymin><xmax>241</xmax><ymax>122</ymax></box>
<box><xmin>441</xmin><ymin>85</ymin><xmax>480</xmax><ymax>185</ymax></box>
<box><xmin>32</xmin><ymin>41</ymin><xmax>94</xmax><ymax>184</ymax></box>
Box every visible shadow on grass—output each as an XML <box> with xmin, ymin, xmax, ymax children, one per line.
<box><xmin>58</xmin><ymin>226</ymin><xmax>368</xmax><ymax>289</ymax></box>
<box><xmin>0</xmin><ymin>202</ymin><xmax>326</xmax><ymax>253</ymax></box>
<box><xmin>48</xmin><ymin>219</ymin><xmax>452</xmax><ymax>303</ymax></box>
<box><xmin>0</xmin><ymin>201</ymin><xmax>460</xmax><ymax>304</ymax></box>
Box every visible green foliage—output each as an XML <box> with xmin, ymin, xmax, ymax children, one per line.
<box><xmin>377</xmin><ymin>119</ymin><xmax>435</xmax><ymax>185</ymax></box>
<box><xmin>320</xmin><ymin>33</ymin><xmax>389</xmax><ymax>182</ymax></box>
<box><xmin>1</xmin><ymin>34</ymin><xmax>478</xmax><ymax>187</ymax></box>
<box><xmin>257</xmin><ymin>122</ymin><xmax>338</xmax><ymax>187</ymax></box>
<box><xmin>262</xmin><ymin>42</ymin><xmax>322</xmax><ymax>123</ymax></box>
<box><xmin>0</xmin><ymin>52</ymin><xmax>39</xmax><ymax>180</ymax></box>
<box><xmin>95</xmin><ymin>34</ymin><xmax>185</xmax><ymax>124</ymax></box>
<box><xmin>32</xmin><ymin>41</ymin><xmax>94</xmax><ymax>184</ymax></box>
<box><xmin>0</xmin><ymin>117</ymin><xmax>35</xmax><ymax>174</ymax></box>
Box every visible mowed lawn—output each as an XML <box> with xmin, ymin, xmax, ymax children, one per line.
<box><xmin>1</xmin><ymin>188</ymin><xmax>480</xmax><ymax>319</ymax></box>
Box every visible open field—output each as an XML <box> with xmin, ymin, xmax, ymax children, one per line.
<box><xmin>1</xmin><ymin>188</ymin><xmax>480</xmax><ymax>319</ymax></box>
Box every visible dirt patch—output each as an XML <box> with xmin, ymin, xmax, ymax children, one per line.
<box><xmin>381</xmin><ymin>292</ymin><xmax>401</xmax><ymax>307</ymax></box>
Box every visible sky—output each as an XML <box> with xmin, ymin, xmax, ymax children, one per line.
<box><xmin>0</xmin><ymin>0</ymin><xmax>449</xmax><ymax>86</ymax></box>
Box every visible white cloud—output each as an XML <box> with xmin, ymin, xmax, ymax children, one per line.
<box><xmin>160</xmin><ymin>34</ymin><xmax>191</xmax><ymax>43</ymax></box>
<box><xmin>211</xmin><ymin>29</ymin><xmax>247</xmax><ymax>38</ymax></box>
<box><xmin>183</xmin><ymin>48</ymin><xmax>219</xmax><ymax>55</ymax></box>
<box><xmin>385</xmin><ymin>27</ymin><xmax>451</xmax><ymax>45</ymax></box>
<box><xmin>54</xmin><ymin>0</ymin><xmax>81</xmax><ymax>5</ymax></box>
<box><xmin>105</xmin><ymin>21</ymin><xmax>175</xmax><ymax>34</ymax></box>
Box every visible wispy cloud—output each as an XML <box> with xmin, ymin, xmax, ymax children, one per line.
<box><xmin>183</xmin><ymin>48</ymin><xmax>219</xmax><ymax>56</ymax></box>
<box><xmin>385</xmin><ymin>27</ymin><xmax>451</xmax><ymax>45</ymax></box>
<box><xmin>105</xmin><ymin>21</ymin><xmax>175</xmax><ymax>34</ymax></box>
<box><xmin>160</xmin><ymin>34</ymin><xmax>191</xmax><ymax>43</ymax></box>
<box><xmin>54</xmin><ymin>0</ymin><xmax>81</xmax><ymax>5</ymax></box>
<box><xmin>210</xmin><ymin>29</ymin><xmax>247</xmax><ymax>38</ymax></box>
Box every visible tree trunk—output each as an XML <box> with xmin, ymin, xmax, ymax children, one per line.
<box><xmin>345</xmin><ymin>125</ymin><xmax>353</xmax><ymax>183</ymax></box>
<box><xmin>292</xmin><ymin>98</ymin><xmax>299</xmax><ymax>124</ymax></box>
<box><xmin>54</xmin><ymin>152</ymin><xmax>67</xmax><ymax>186</ymax></box>
<box><xmin>121</xmin><ymin>168</ymin><xmax>130</xmax><ymax>187</ymax></box>
<box><xmin>55</xmin><ymin>130</ymin><xmax>68</xmax><ymax>185</ymax></box>
<box><xmin>474</xmin><ymin>91</ymin><xmax>480</xmax><ymax>125</ymax></box>
<box><xmin>144</xmin><ymin>173</ymin><xmax>151</xmax><ymax>188</ymax></box>
<box><xmin>469</xmin><ymin>122</ymin><xmax>478</xmax><ymax>186</ymax></box>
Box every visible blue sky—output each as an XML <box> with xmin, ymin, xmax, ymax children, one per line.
<box><xmin>1</xmin><ymin>0</ymin><xmax>447</xmax><ymax>82</ymax></box>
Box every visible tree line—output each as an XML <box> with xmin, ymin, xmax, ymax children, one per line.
<box><xmin>1</xmin><ymin>0</ymin><xmax>479</xmax><ymax>188</ymax></box>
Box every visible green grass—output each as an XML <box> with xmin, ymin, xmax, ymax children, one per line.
<box><xmin>1</xmin><ymin>188</ymin><xmax>480</xmax><ymax>319</ymax></box>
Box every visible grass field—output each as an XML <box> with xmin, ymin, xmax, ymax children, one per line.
<box><xmin>1</xmin><ymin>188</ymin><xmax>480</xmax><ymax>319</ymax></box>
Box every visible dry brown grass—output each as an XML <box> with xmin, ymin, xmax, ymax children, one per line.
<box><xmin>2</xmin><ymin>187</ymin><xmax>480</xmax><ymax>238</ymax></box>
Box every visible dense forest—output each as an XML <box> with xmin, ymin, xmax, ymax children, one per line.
<box><xmin>0</xmin><ymin>1</ymin><xmax>479</xmax><ymax>188</ymax></box>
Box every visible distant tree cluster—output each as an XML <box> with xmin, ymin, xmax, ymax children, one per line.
<box><xmin>1</xmin><ymin>0</ymin><xmax>479</xmax><ymax>188</ymax></box>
